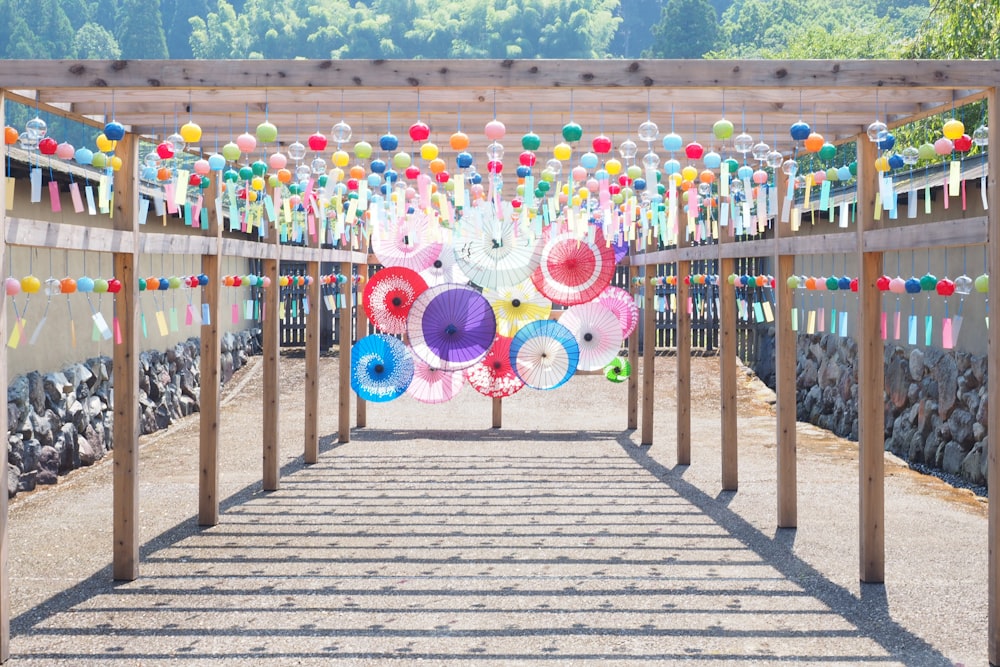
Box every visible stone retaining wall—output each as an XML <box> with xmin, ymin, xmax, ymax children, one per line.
<box><xmin>752</xmin><ymin>328</ymin><xmax>989</xmax><ymax>489</ymax></box>
<box><xmin>6</xmin><ymin>330</ymin><xmax>261</xmax><ymax>497</ymax></box>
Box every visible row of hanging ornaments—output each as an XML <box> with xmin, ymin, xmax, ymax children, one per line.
<box><xmin>4</xmin><ymin>110</ymin><xmax>989</xmax><ymax>235</ymax></box>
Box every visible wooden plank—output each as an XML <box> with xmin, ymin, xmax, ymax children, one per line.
<box><xmin>492</xmin><ymin>398</ymin><xmax>502</xmax><ymax>429</ymax></box>
<box><xmin>863</xmin><ymin>216</ymin><xmax>988</xmax><ymax>253</ymax></box>
<box><xmin>5</xmin><ymin>217</ymin><xmax>135</xmax><ymax>253</ymax></box>
<box><xmin>718</xmin><ymin>250</ymin><xmax>738</xmax><ymax>491</ymax></box>
<box><xmin>676</xmin><ymin>257</ymin><xmax>691</xmax><ymax>465</ymax></box>
<box><xmin>355</xmin><ymin>302</ymin><xmax>368</xmax><ymax>429</ymax></box>
<box><xmin>338</xmin><ymin>267</ymin><xmax>354</xmax><ymax>443</ymax></box>
<box><xmin>112</xmin><ymin>133</ymin><xmax>140</xmax><ymax>581</ymax></box>
<box><xmin>776</xmin><ymin>232</ymin><xmax>858</xmax><ymax>256</ymax></box>
<box><xmin>9</xmin><ymin>58</ymin><xmax>994</xmax><ymax>92</ymax></box>
<box><xmin>856</xmin><ymin>133</ymin><xmax>885</xmax><ymax>583</ymax></box>
<box><xmin>719</xmin><ymin>238</ymin><xmax>775</xmax><ymax>259</ymax></box>
<box><xmin>262</xmin><ymin>244</ymin><xmax>281</xmax><ymax>491</ymax></box>
<box><xmin>220</xmin><ymin>237</ymin><xmax>278</xmax><ymax>260</ymax></box>
<box><xmin>774</xmin><ymin>161</ymin><xmax>798</xmax><ymax>529</ymax></box>
<box><xmin>198</xmin><ymin>177</ymin><xmax>221</xmax><ymax>527</ymax></box>
<box><xmin>987</xmin><ymin>86</ymin><xmax>1000</xmax><ymax>667</ymax></box>
<box><xmin>640</xmin><ymin>238</ymin><xmax>656</xmax><ymax>447</ymax></box>
<box><xmin>304</xmin><ymin>260</ymin><xmax>321</xmax><ymax>464</ymax></box>
<box><xmin>139</xmin><ymin>232</ymin><xmax>217</xmax><ymax>256</ymax></box>
<box><xmin>0</xmin><ymin>90</ymin><xmax>9</xmax><ymax>666</ymax></box>
<box><xmin>280</xmin><ymin>245</ymin><xmax>326</xmax><ymax>263</ymax></box>
<box><xmin>627</xmin><ymin>263</ymin><xmax>639</xmax><ymax>431</ymax></box>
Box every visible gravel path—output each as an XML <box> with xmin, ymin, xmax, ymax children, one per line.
<box><xmin>5</xmin><ymin>354</ymin><xmax>986</xmax><ymax>666</ymax></box>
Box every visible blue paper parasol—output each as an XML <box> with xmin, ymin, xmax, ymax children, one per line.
<box><xmin>351</xmin><ymin>333</ymin><xmax>414</xmax><ymax>402</ymax></box>
<box><xmin>407</xmin><ymin>283</ymin><xmax>497</xmax><ymax>371</ymax></box>
<box><xmin>509</xmin><ymin>319</ymin><xmax>580</xmax><ymax>390</ymax></box>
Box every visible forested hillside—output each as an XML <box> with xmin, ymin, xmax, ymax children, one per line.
<box><xmin>0</xmin><ymin>0</ymin><xmax>993</xmax><ymax>61</ymax></box>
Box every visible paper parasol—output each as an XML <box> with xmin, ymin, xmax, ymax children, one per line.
<box><xmin>362</xmin><ymin>266</ymin><xmax>428</xmax><ymax>335</ymax></box>
<box><xmin>406</xmin><ymin>283</ymin><xmax>497</xmax><ymax>371</ymax></box>
<box><xmin>484</xmin><ymin>279</ymin><xmax>552</xmax><ymax>338</ymax></box>
<box><xmin>558</xmin><ymin>301</ymin><xmax>624</xmax><ymax>372</ymax></box>
<box><xmin>453</xmin><ymin>203</ymin><xmax>542</xmax><ymax>290</ymax></box>
<box><xmin>604</xmin><ymin>357</ymin><xmax>631</xmax><ymax>383</ymax></box>
<box><xmin>371</xmin><ymin>211</ymin><xmax>443</xmax><ymax>272</ymax></box>
<box><xmin>509</xmin><ymin>319</ymin><xmax>580</xmax><ymax>390</ymax></box>
<box><xmin>464</xmin><ymin>335</ymin><xmax>525</xmax><ymax>398</ymax></box>
<box><xmin>597</xmin><ymin>284</ymin><xmax>640</xmax><ymax>338</ymax></box>
<box><xmin>406</xmin><ymin>360</ymin><xmax>464</xmax><ymax>404</ymax></box>
<box><xmin>531</xmin><ymin>227</ymin><xmax>616</xmax><ymax>306</ymax></box>
<box><xmin>420</xmin><ymin>242</ymin><xmax>470</xmax><ymax>287</ymax></box>
<box><xmin>350</xmin><ymin>333</ymin><xmax>414</xmax><ymax>402</ymax></box>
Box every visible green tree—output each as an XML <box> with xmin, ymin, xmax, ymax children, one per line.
<box><xmin>72</xmin><ymin>22</ymin><xmax>123</xmax><ymax>59</ymax></box>
<box><xmin>910</xmin><ymin>0</ymin><xmax>999</xmax><ymax>59</ymax></box>
<box><xmin>610</xmin><ymin>0</ymin><xmax>666</xmax><ymax>58</ymax></box>
<box><xmin>116</xmin><ymin>0</ymin><xmax>169</xmax><ymax>58</ymax></box>
<box><xmin>162</xmin><ymin>0</ymin><xmax>211</xmax><ymax>58</ymax></box>
<box><xmin>644</xmin><ymin>0</ymin><xmax>718</xmax><ymax>58</ymax></box>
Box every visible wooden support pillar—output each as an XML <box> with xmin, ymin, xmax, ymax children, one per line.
<box><xmin>627</xmin><ymin>262</ymin><xmax>639</xmax><ymax>430</ymax></box>
<box><xmin>112</xmin><ymin>133</ymin><xmax>140</xmax><ymax>581</ymax></box>
<box><xmin>198</xmin><ymin>178</ymin><xmax>222</xmax><ymax>526</ymax></box>
<box><xmin>640</xmin><ymin>253</ymin><xmax>656</xmax><ymax>445</ymax></box>
<box><xmin>355</xmin><ymin>299</ymin><xmax>368</xmax><ymax>429</ymax></box>
<box><xmin>338</xmin><ymin>265</ymin><xmax>354</xmax><ymax>443</ymax></box>
<box><xmin>774</xmin><ymin>169</ymin><xmax>797</xmax><ymax>528</ymax></box>
<box><xmin>718</xmin><ymin>252</ymin><xmax>738</xmax><ymax>491</ymax></box>
<box><xmin>304</xmin><ymin>259</ymin><xmax>321</xmax><ymax>464</ymax></box>
<box><xmin>856</xmin><ymin>132</ymin><xmax>884</xmax><ymax>583</ymax></box>
<box><xmin>492</xmin><ymin>398</ymin><xmax>502</xmax><ymax>429</ymax></box>
<box><xmin>986</xmin><ymin>86</ymin><xmax>1000</xmax><ymax>667</ymax></box>
<box><xmin>0</xmin><ymin>89</ymin><xmax>10</xmax><ymax>665</ymax></box>
<box><xmin>676</xmin><ymin>256</ymin><xmax>691</xmax><ymax>464</ymax></box>
<box><xmin>262</xmin><ymin>244</ymin><xmax>281</xmax><ymax>491</ymax></box>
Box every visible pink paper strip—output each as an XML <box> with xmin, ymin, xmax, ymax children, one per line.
<box><xmin>113</xmin><ymin>317</ymin><xmax>122</xmax><ymax>345</ymax></box>
<box><xmin>942</xmin><ymin>318</ymin><xmax>953</xmax><ymax>349</ymax></box>
<box><xmin>185</xmin><ymin>304</ymin><xmax>194</xmax><ymax>326</ymax></box>
<box><xmin>961</xmin><ymin>179</ymin><xmax>967</xmax><ymax>211</ymax></box>
<box><xmin>48</xmin><ymin>181</ymin><xmax>62</xmax><ymax>212</ymax></box>
<box><xmin>894</xmin><ymin>310</ymin><xmax>901</xmax><ymax>340</ymax></box>
<box><xmin>69</xmin><ymin>182</ymin><xmax>84</xmax><ymax>213</ymax></box>
<box><xmin>880</xmin><ymin>311</ymin><xmax>887</xmax><ymax>340</ymax></box>
<box><xmin>942</xmin><ymin>178</ymin><xmax>949</xmax><ymax>210</ymax></box>
<box><xmin>232</xmin><ymin>304</ymin><xmax>239</xmax><ymax>324</ymax></box>
<box><xmin>164</xmin><ymin>183</ymin><xmax>178</xmax><ymax>214</ymax></box>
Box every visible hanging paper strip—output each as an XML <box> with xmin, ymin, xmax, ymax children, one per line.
<box><xmin>48</xmin><ymin>181</ymin><xmax>61</xmax><ymax>212</ymax></box>
<box><xmin>85</xmin><ymin>185</ymin><xmax>97</xmax><ymax>215</ymax></box>
<box><xmin>202</xmin><ymin>303</ymin><xmax>211</xmax><ymax>326</ymax></box>
<box><xmin>838</xmin><ymin>310</ymin><xmax>848</xmax><ymax>338</ymax></box>
<box><xmin>942</xmin><ymin>318</ymin><xmax>953</xmax><ymax>350</ymax></box>
<box><xmin>907</xmin><ymin>314</ymin><xmax>917</xmax><ymax>345</ymax></box>
<box><xmin>30</xmin><ymin>167</ymin><xmax>42</xmax><ymax>202</ymax></box>
<box><xmin>4</xmin><ymin>177</ymin><xmax>14</xmax><ymax>210</ymax></box>
<box><xmin>790</xmin><ymin>307</ymin><xmax>798</xmax><ymax>332</ymax></box>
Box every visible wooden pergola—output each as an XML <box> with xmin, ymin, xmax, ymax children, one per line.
<box><xmin>0</xmin><ymin>59</ymin><xmax>998</xmax><ymax>664</ymax></box>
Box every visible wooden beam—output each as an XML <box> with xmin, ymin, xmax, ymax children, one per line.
<box><xmin>5</xmin><ymin>217</ymin><xmax>135</xmax><ymax>253</ymax></box>
<box><xmin>355</xmin><ymin>303</ymin><xmax>368</xmax><ymax>429</ymax></box>
<box><xmin>112</xmin><ymin>133</ymin><xmax>140</xmax><ymax>581</ymax></box>
<box><xmin>492</xmin><ymin>398</ymin><xmax>502</xmax><ymax>429</ymax></box>
<box><xmin>676</xmin><ymin>254</ymin><xmax>691</xmax><ymax>465</ymax></box>
<box><xmin>220</xmin><ymin>237</ymin><xmax>279</xmax><ymax>260</ymax></box>
<box><xmin>774</xmin><ymin>171</ymin><xmax>797</xmax><ymax>529</ymax></box>
<box><xmin>304</xmin><ymin>260</ymin><xmax>321</xmax><ymax>464</ymax></box>
<box><xmin>198</xmin><ymin>182</ymin><xmax>222</xmax><ymax>527</ymax></box>
<box><xmin>776</xmin><ymin>233</ymin><xmax>858</xmax><ymax>257</ymax></box>
<box><xmin>262</xmin><ymin>244</ymin><xmax>281</xmax><ymax>491</ymax></box>
<box><xmin>0</xmin><ymin>89</ymin><xmax>10</xmax><ymax>666</ymax></box>
<box><xmin>339</xmin><ymin>267</ymin><xmax>354</xmax><ymax>443</ymax></box>
<box><xmin>719</xmin><ymin>247</ymin><xmax>737</xmax><ymax>491</ymax></box>
<box><xmin>863</xmin><ymin>216</ymin><xmax>988</xmax><ymax>253</ymax></box>
<box><xmin>986</xmin><ymin>86</ymin><xmax>1000</xmax><ymax>667</ymax></box>
<box><xmin>139</xmin><ymin>232</ymin><xmax>217</xmax><ymax>256</ymax></box>
<box><xmin>640</xmin><ymin>237</ymin><xmax>656</xmax><ymax>447</ymax></box>
<box><xmin>627</xmin><ymin>262</ymin><xmax>639</xmax><ymax>431</ymax></box>
<box><xmin>856</xmin><ymin>132</ymin><xmax>885</xmax><ymax>583</ymax></box>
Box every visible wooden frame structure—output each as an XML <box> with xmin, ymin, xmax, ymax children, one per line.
<box><xmin>1</xmin><ymin>59</ymin><xmax>999</xmax><ymax>664</ymax></box>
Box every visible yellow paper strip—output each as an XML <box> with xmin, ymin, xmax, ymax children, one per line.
<box><xmin>806</xmin><ymin>310</ymin><xmax>816</xmax><ymax>334</ymax></box>
<box><xmin>454</xmin><ymin>174</ymin><xmax>465</xmax><ymax>208</ymax></box>
<box><xmin>949</xmin><ymin>160</ymin><xmax>961</xmax><ymax>196</ymax></box>
<box><xmin>6</xmin><ymin>318</ymin><xmax>26</xmax><ymax>349</ymax></box>
<box><xmin>4</xmin><ymin>177</ymin><xmax>14</xmax><ymax>210</ymax></box>
<box><xmin>874</xmin><ymin>193</ymin><xmax>882</xmax><ymax>220</ymax></box>
<box><xmin>174</xmin><ymin>169</ymin><xmax>190</xmax><ymax>205</ymax></box>
<box><xmin>803</xmin><ymin>174</ymin><xmax>813</xmax><ymax>207</ymax></box>
<box><xmin>155</xmin><ymin>311</ymin><xmax>169</xmax><ymax>336</ymax></box>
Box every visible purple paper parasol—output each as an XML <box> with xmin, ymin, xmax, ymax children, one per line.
<box><xmin>406</xmin><ymin>283</ymin><xmax>498</xmax><ymax>371</ymax></box>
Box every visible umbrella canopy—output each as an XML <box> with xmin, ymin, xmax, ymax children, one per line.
<box><xmin>509</xmin><ymin>319</ymin><xmax>580</xmax><ymax>390</ymax></box>
<box><xmin>453</xmin><ymin>203</ymin><xmax>542</xmax><ymax>290</ymax></box>
<box><xmin>371</xmin><ymin>211</ymin><xmax>443</xmax><ymax>273</ymax></box>
<box><xmin>419</xmin><ymin>242</ymin><xmax>470</xmax><ymax>287</ymax></box>
<box><xmin>484</xmin><ymin>279</ymin><xmax>552</xmax><ymax>338</ymax></box>
<box><xmin>558</xmin><ymin>301</ymin><xmax>624</xmax><ymax>372</ymax></box>
<box><xmin>406</xmin><ymin>283</ymin><xmax>498</xmax><ymax>371</ymax></box>
<box><xmin>604</xmin><ymin>357</ymin><xmax>632</xmax><ymax>383</ymax></box>
<box><xmin>406</xmin><ymin>360</ymin><xmax>464</xmax><ymax>404</ymax></box>
<box><xmin>362</xmin><ymin>266</ymin><xmax>428</xmax><ymax>335</ymax></box>
<box><xmin>464</xmin><ymin>335</ymin><xmax>525</xmax><ymax>398</ymax></box>
<box><xmin>597</xmin><ymin>284</ymin><xmax>641</xmax><ymax>338</ymax></box>
<box><xmin>531</xmin><ymin>227</ymin><xmax>617</xmax><ymax>306</ymax></box>
<box><xmin>350</xmin><ymin>333</ymin><xmax>414</xmax><ymax>402</ymax></box>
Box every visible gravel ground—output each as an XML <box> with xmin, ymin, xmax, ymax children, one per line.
<box><xmin>4</xmin><ymin>353</ymin><xmax>986</xmax><ymax>666</ymax></box>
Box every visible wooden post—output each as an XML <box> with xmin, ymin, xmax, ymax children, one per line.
<box><xmin>676</xmin><ymin>255</ymin><xmax>691</xmax><ymax>464</ymax></box>
<box><xmin>774</xmin><ymin>168</ymin><xmax>797</xmax><ymax>528</ymax></box>
<box><xmin>338</xmin><ymin>265</ymin><xmax>353</xmax><ymax>443</ymax></box>
<box><xmin>0</xmin><ymin>89</ymin><xmax>9</xmax><ymax>665</ymax></box>
<box><xmin>719</xmin><ymin>247</ymin><xmax>738</xmax><ymax>491</ymax></box>
<box><xmin>304</xmin><ymin>258</ymin><xmax>321</xmax><ymax>464</ymax></box>
<box><xmin>262</xmin><ymin>240</ymin><xmax>281</xmax><ymax>491</ymax></box>
<box><xmin>856</xmin><ymin>131</ymin><xmax>884</xmax><ymax>583</ymax></box>
<box><xmin>640</xmin><ymin>238</ymin><xmax>656</xmax><ymax>446</ymax></box>
<box><xmin>355</xmin><ymin>299</ymin><xmax>368</xmax><ymax>429</ymax></box>
<box><xmin>492</xmin><ymin>397</ymin><xmax>502</xmax><ymax>428</ymax></box>
<box><xmin>198</xmin><ymin>177</ymin><xmax>222</xmax><ymax>526</ymax></box>
<box><xmin>627</xmin><ymin>262</ymin><xmax>639</xmax><ymax>430</ymax></box>
<box><xmin>986</xmin><ymin>86</ymin><xmax>1000</xmax><ymax>667</ymax></box>
<box><xmin>112</xmin><ymin>133</ymin><xmax>140</xmax><ymax>581</ymax></box>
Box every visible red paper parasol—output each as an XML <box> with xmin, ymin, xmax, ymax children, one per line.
<box><xmin>531</xmin><ymin>227</ymin><xmax>616</xmax><ymax>306</ymax></box>
<box><xmin>362</xmin><ymin>266</ymin><xmax>428</xmax><ymax>335</ymax></box>
<box><xmin>464</xmin><ymin>335</ymin><xmax>525</xmax><ymax>398</ymax></box>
